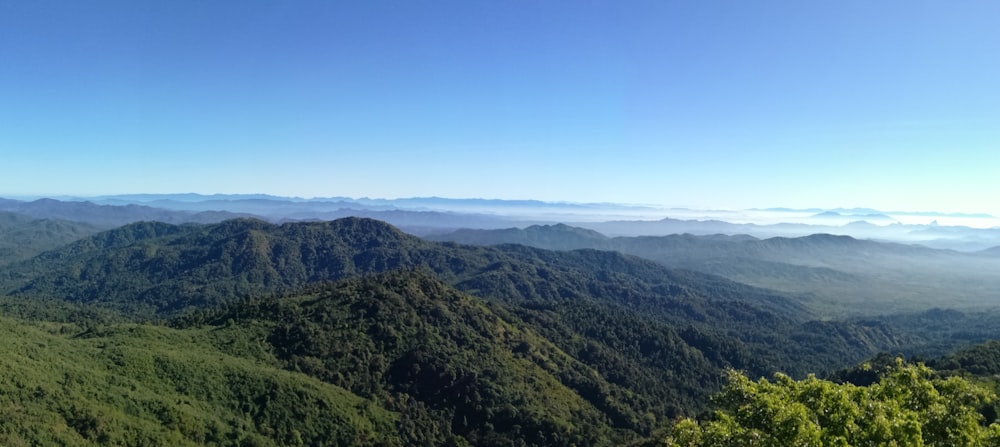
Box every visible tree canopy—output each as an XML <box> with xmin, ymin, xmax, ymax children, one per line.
<box><xmin>665</xmin><ymin>359</ymin><xmax>1000</xmax><ymax>447</ymax></box>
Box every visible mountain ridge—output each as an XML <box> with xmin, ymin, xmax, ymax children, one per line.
<box><xmin>2</xmin><ymin>218</ymin><xmax>809</xmax><ymax>321</ymax></box>
<box><xmin>1</xmin><ymin>217</ymin><xmax>917</xmax><ymax>379</ymax></box>
<box><xmin>429</xmin><ymin>223</ymin><xmax>1000</xmax><ymax>316</ymax></box>
<box><xmin>0</xmin><ymin>198</ymin><xmax>255</xmax><ymax>228</ymax></box>
<box><xmin>5</xmin><ymin>195</ymin><xmax>1000</xmax><ymax>250</ymax></box>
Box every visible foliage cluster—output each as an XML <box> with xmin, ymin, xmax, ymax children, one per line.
<box><xmin>665</xmin><ymin>360</ymin><xmax>1000</xmax><ymax>447</ymax></box>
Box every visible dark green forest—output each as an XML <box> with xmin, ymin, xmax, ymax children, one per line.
<box><xmin>2</xmin><ymin>216</ymin><xmax>1000</xmax><ymax>445</ymax></box>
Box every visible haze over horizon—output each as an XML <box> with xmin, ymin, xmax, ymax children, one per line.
<box><xmin>4</xmin><ymin>193</ymin><xmax>999</xmax><ymax>231</ymax></box>
<box><xmin>3</xmin><ymin>1</ymin><xmax>999</xmax><ymax>215</ymax></box>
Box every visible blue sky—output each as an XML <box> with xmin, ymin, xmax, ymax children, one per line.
<box><xmin>2</xmin><ymin>1</ymin><xmax>999</xmax><ymax>214</ymax></box>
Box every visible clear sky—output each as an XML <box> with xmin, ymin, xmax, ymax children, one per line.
<box><xmin>2</xmin><ymin>1</ymin><xmax>999</xmax><ymax>214</ymax></box>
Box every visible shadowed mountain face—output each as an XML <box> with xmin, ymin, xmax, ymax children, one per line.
<box><xmin>429</xmin><ymin>224</ymin><xmax>1000</xmax><ymax>317</ymax></box>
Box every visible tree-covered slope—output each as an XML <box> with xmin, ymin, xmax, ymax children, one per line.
<box><xmin>0</xmin><ymin>315</ymin><xmax>400</xmax><ymax>446</ymax></box>
<box><xmin>928</xmin><ymin>340</ymin><xmax>1000</xmax><ymax>376</ymax></box>
<box><xmin>177</xmin><ymin>270</ymin><xmax>648</xmax><ymax>446</ymax></box>
<box><xmin>0</xmin><ymin>271</ymin><xmax>744</xmax><ymax>446</ymax></box>
<box><xmin>0</xmin><ymin>211</ymin><xmax>100</xmax><ymax>266</ymax></box>
<box><xmin>190</xmin><ymin>269</ymin><xmax>922</xmax><ymax>431</ymax></box>
<box><xmin>0</xmin><ymin>280</ymin><xmax>993</xmax><ymax>446</ymax></box>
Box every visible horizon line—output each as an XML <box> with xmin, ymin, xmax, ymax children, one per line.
<box><xmin>1</xmin><ymin>193</ymin><xmax>996</xmax><ymax>219</ymax></box>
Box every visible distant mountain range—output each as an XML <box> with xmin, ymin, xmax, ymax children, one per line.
<box><xmin>572</xmin><ymin>217</ymin><xmax>1000</xmax><ymax>252</ymax></box>
<box><xmin>0</xmin><ymin>197</ymin><xmax>253</xmax><ymax>228</ymax></box>
<box><xmin>2</xmin><ymin>194</ymin><xmax>999</xmax><ymax>251</ymax></box>
<box><xmin>758</xmin><ymin>206</ymin><xmax>996</xmax><ymax>219</ymax></box>
<box><xmin>429</xmin><ymin>223</ymin><xmax>1000</xmax><ymax>318</ymax></box>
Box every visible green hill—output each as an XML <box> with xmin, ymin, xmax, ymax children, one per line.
<box><xmin>0</xmin><ymin>211</ymin><xmax>99</xmax><ymax>266</ymax></box>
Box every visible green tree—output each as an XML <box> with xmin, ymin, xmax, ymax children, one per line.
<box><xmin>666</xmin><ymin>359</ymin><xmax>1000</xmax><ymax>447</ymax></box>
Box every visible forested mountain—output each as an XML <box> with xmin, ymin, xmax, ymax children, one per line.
<box><xmin>0</xmin><ymin>211</ymin><xmax>100</xmax><ymax>266</ymax></box>
<box><xmin>430</xmin><ymin>224</ymin><xmax>1000</xmax><ymax>316</ymax></box>
<box><xmin>3</xmin><ymin>216</ymin><xmax>1000</xmax><ymax>445</ymax></box>
<box><xmin>0</xmin><ymin>270</ymin><xmax>648</xmax><ymax>446</ymax></box>
<box><xmin>179</xmin><ymin>271</ymin><xmax>656</xmax><ymax>445</ymax></box>
<box><xmin>1</xmin><ymin>218</ymin><xmax>806</xmax><ymax>319</ymax></box>
<box><xmin>0</xmin><ymin>268</ymin><xmax>915</xmax><ymax>446</ymax></box>
<box><xmin>927</xmin><ymin>340</ymin><xmax>1000</xmax><ymax>376</ymax></box>
<box><xmin>3</xmin><ymin>217</ymin><xmax>915</xmax><ymax>373</ymax></box>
